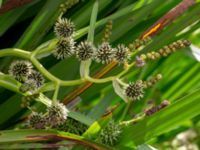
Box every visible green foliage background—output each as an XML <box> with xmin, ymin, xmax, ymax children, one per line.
<box><xmin>0</xmin><ymin>0</ymin><xmax>200</xmax><ymax>149</ymax></box>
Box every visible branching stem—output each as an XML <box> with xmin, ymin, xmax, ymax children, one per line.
<box><xmin>0</xmin><ymin>46</ymin><xmax>135</xmax><ymax>92</ymax></box>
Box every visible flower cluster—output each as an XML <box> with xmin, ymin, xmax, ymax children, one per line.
<box><xmin>123</xmin><ymin>74</ymin><xmax>162</xmax><ymax>101</ymax></box>
<box><xmin>8</xmin><ymin>60</ymin><xmax>44</xmax><ymax>94</ymax></box>
<box><xmin>53</xmin><ymin>37</ymin><xmax>75</xmax><ymax>59</ymax></box>
<box><xmin>59</xmin><ymin>0</ymin><xmax>79</xmax><ymax>13</ymax></box>
<box><xmin>139</xmin><ymin>39</ymin><xmax>191</xmax><ymax>61</ymax></box>
<box><xmin>143</xmin><ymin>74</ymin><xmax>162</xmax><ymax>88</ymax></box>
<box><xmin>9</xmin><ymin>60</ymin><xmax>33</xmax><ymax>82</ymax></box>
<box><xmin>125</xmin><ymin>80</ymin><xmax>144</xmax><ymax>101</ymax></box>
<box><xmin>128</xmin><ymin>36</ymin><xmax>151</xmax><ymax>51</ymax></box>
<box><xmin>97</xmin><ymin>120</ymin><xmax>122</xmax><ymax>146</ymax></box>
<box><xmin>53</xmin><ymin>17</ymin><xmax>75</xmax><ymax>59</ymax></box>
<box><xmin>144</xmin><ymin>100</ymin><xmax>170</xmax><ymax>116</ymax></box>
<box><xmin>53</xmin><ymin>17</ymin><xmax>130</xmax><ymax>64</ymax></box>
<box><xmin>76</xmin><ymin>41</ymin><xmax>96</xmax><ymax>61</ymax></box>
<box><xmin>46</xmin><ymin>102</ymin><xmax>68</xmax><ymax>127</ymax></box>
<box><xmin>21</xmin><ymin>94</ymin><xmax>40</xmax><ymax>108</ymax></box>
<box><xmin>102</xmin><ymin>20</ymin><xmax>113</xmax><ymax>42</ymax></box>
<box><xmin>57</xmin><ymin>117</ymin><xmax>88</xmax><ymax>135</ymax></box>
<box><xmin>28</xmin><ymin>101</ymin><xmax>69</xmax><ymax>129</ymax></box>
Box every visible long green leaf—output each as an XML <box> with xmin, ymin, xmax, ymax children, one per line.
<box><xmin>0</xmin><ymin>129</ymin><xmax>115</xmax><ymax>150</ymax></box>
<box><xmin>118</xmin><ymin>88</ymin><xmax>200</xmax><ymax>146</ymax></box>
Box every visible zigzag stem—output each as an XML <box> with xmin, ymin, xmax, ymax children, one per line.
<box><xmin>0</xmin><ymin>47</ymin><xmax>135</xmax><ymax>92</ymax></box>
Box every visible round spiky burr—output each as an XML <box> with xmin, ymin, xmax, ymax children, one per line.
<box><xmin>28</xmin><ymin>70</ymin><xmax>44</xmax><ymax>88</ymax></box>
<box><xmin>125</xmin><ymin>80</ymin><xmax>144</xmax><ymax>101</ymax></box>
<box><xmin>98</xmin><ymin>120</ymin><xmax>122</xmax><ymax>146</ymax></box>
<box><xmin>114</xmin><ymin>44</ymin><xmax>130</xmax><ymax>64</ymax></box>
<box><xmin>95</xmin><ymin>42</ymin><xmax>115</xmax><ymax>64</ymax></box>
<box><xmin>28</xmin><ymin>112</ymin><xmax>46</xmax><ymax>129</ymax></box>
<box><xmin>9</xmin><ymin>60</ymin><xmax>33</xmax><ymax>82</ymax></box>
<box><xmin>54</xmin><ymin>17</ymin><xmax>75</xmax><ymax>38</ymax></box>
<box><xmin>57</xmin><ymin>117</ymin><xmax>88</xmax><ymax>135</ymax></box>
<box><xmin>19</xmin><ymin>79</ymin><xmax>38</xmax><ymax>94</ymax></box>
<box><xmin>53</xmin><ymin>37</ymin><xmax>75</xmax><ymax>59</ymax></box>
<box><xmin>75</xmin><ymin>41</ymin><xmax>95</xmax><ymax>61</ymax></box>
<box><xmin>46</xmin><ymin>102</ymin><xmax>69</xmax><ymax>127</ymax></box>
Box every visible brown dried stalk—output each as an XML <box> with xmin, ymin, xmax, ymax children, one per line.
<box><xmin>0</xmin><ymin>0</ymin><xmax>33</xmax><ymax>15</ymax></box>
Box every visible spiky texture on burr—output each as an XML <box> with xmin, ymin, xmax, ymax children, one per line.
<box><xmin>114</xmin><ymin>44</ymin><xmax>130</xmax><ymax>63</ymax></box>
<box><xmin>125</xmin><ymin>80</ymin><xmax>144</xmax><ymax>101</ymax></box>
<box><xmin>53</xmin><ymin>38</ymin><xmax>75</xmax><ymax>59</ymax></box>
<box><xmin>98</xmin><ymin>120</ymin><xmax>122</xmax><ymax>146</ymax></box>
<box><xmin>28</xmin><ymin>70</ymin><xmax>44</xmax><ymax>88</ymax></box>
<box><xmin>19</xmin><ymin>79</ymin><xmax>38</xmax><ymax>94</ymax></box>
<box><xmin>75</xmin><ymin>41</ymin><xmax>95</xmax><ymax>61</ymax></box>
<box><xmin>54</xmin><ymin>17</ymin><xmax>75</xmax><ymax>38</ymax></box>
<box><xmin>28</xmin><ymin>112</ymin><xmax>46</xmax><ymax>129</ymax></box>
<box><xmin>9</xmin><ymin>60</ymin><xmax>33</xmax><ymax>82</ymax></box>
<box><xmin>46</xmin><ymin>102</ymin><xmax>69</xmax><ymax>127</ymax></box>
<box><xmin>95</xmin><ymin>42</ymin><xmax>115</xmax><ymax>64</ymax></box>
<box><xmin>57</xmin><ymin>117</ymin><xmax>88</xmax><ymax>135</ymax></box>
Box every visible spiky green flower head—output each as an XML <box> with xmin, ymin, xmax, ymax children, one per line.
<box><xmin>28</xmin><ymin>112</ymin><xmax>46</xmax><ymax>129</ymax></box>
<box><xmin>125</xmin><ymin>80</ymin><xmax>144</xmax><ymax>101</ymax></box>
<box><xmin>19</xmin><ymin>79</ymin><xmax>38</xmax><ymax>94</ymax></box>
<box><xmin>114</xmin><ymin>44</ymin><xmax>130</xmax><ymax>64</ymax></box>
<box><xmin>54</xmin><ymin>17</ymin><xmax>75</xmax><ymax>38</ymax></box>
<box><xmin>53</xmin><ymin>37</ymin><xmax>75</xmax><ymax>59</ymax></box>
<box><xmin>98</xmin><ymin>120</ymin><xmax>122</xmax><ymax>146</ymax></box>
<box><xmin>75</xmin><ymin>41</ymin><xmax>96</xmax><ymax>61</ymax></box>
<box><xmin>57</xmin><ymin>117</ymin><xmax>88</xmax><ymax>135</ymax></box>
<box><xmin>28</xmin><ymin>70</ymin><xmax>44</xmax><ymax>88</ymax></box>
<box><xmin>9</xmin><ymin>60</ymin><xmax>33</xmax><ymax>82</ymax></box>
<box><xmin>46</xmin><ymin>101</ymin><xmax>69</xmax><ymax>127</ymax></box>
<box><xmin>95</xmin><ymin>42</ymin><xmax>115</xmax><ymax>64</ymax></box>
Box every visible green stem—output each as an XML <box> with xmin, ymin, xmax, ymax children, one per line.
<box><xmin>116</xmin><ymin>78</ymin><xmax>127</xmax><ymax>87</ymax></box>
<box><xmin>52</xmin><ymin>83</ymin><xmax>60</xmax><ymax>102</ymax></box>
<box><xmin>86</xmin><ymin>75</ymin><xmax>117</xmax><ymax>83</ymax></box>
<box><xmin>86</xmin><ymin>62</ymin><xmax>136</xmax><ymax>83</ymax></box>
<box><xmin>0</xmin><ymin>49</ymin><xmax>31</xmax><ymax>59</ymax></box>
<box><xmin>30</xmin><ymin>57</ymin><xmax>60</xmax><ymax>82</ymax></box>
<box><xmin>31</xmin><ymin>57</ymin><xmax>85</xmax><ymax>86</ymax></box>
<box><xmin>0</xmin><ymin>47</ymin><xmax>136</xmax><ymax>87</ymax></box>
<box><xmin>33</xmin><ymin>39</ymin><xmax>58</xmax><ymax>58</ymax></box>
<box><xmin>120</xmin><ymin>101</ymin><xmax>132</xmax><ymax>121</ymax></box>
<box><xmin>117</xmin><ymin>63</ymin><xmax>135</xmax><ymax>78</ymax></box>
<box><xmin>120</xmin><ymin>114</ymin><xmax>145</xmax><ymax>125</ymax></box>
<box><xmin>80</xmin><ymin>0</ymin><xmax>99</xmax><ymax>78</ymax></box>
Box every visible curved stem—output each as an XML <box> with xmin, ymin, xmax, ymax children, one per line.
<box><xmin>0</xmin><ymin>47</ymin><xmax>135</xmax><ymax>88</ymax></box>
<box><xmin>32</xmin><ymin>39</ymin><xmax>58</xmax><ymax>58</ymax></box>
<box><xmin>52</xmin><ymin>82</ymin><xmax>60</xmax><ymax>102</ymax></box>
<box><xmin>0</xmin><ymin>49</ymin><xmax>31</xmax><ymax>59</ymax></box>
<box><xmin>60</xmin><ymin>78</ymin><xmax>85</xmax><ymax>86</ymax></box>
<box><xmin>116</xmin><ymin>78</ymin><xmax>127</xmax><ymax>87</ymax></box>
<box><xmin>117</xmin><ymin>62</ymin><xmax>135</xmax><ymax>78</ymax></box>
<box><xmin>85</xmin><ymin>75</ymin><xmax>117</xmax><ymax>83</ymax></box>
<box><xmin>120</xmin><ymin>114</ymin><xmax>145</xmax><ymax>126</ymax></box>
<box><xmin>30</xmin><ymin>57</ymin><xmax>60</xmax><ymax>83</ymax></box>
<box><xmin>120</xmin><ymin>101</ymin><xmax>132</xmax><ymax>121</ymax></box>
<box><xmin>85</xmin><ymin>62</ymin><xmax>135</xmax><ymax>83</ymax></box>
